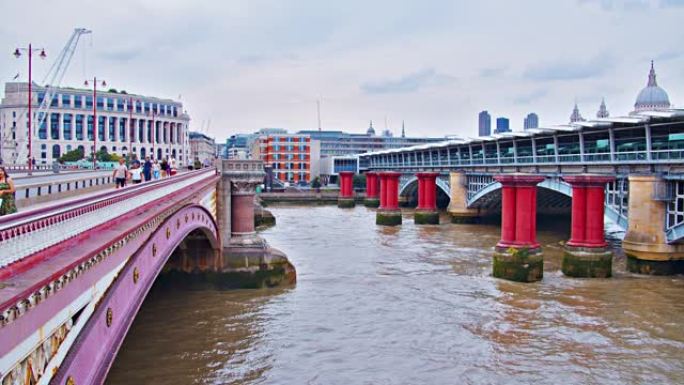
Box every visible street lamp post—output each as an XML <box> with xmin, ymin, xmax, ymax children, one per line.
<box><xmin>84</xmin><ymin>77</ymin><xmax>106</xmax><ymax>170</ymax></box>
<box><xmin>13</xmin><ymin>44</ymin><xmax>46</xmax><ymax>174</ymax></box>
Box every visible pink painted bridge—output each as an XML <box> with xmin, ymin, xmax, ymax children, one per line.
<box><xmin>0</xmin><ymin>160</ymin><xmax>295</xmax><ymax>385</ymax></box>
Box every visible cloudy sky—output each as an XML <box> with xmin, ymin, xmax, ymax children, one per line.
<box><xmin>1</xmin><ymin>0</ymin><xmax>682</xmax><ymax>141</ymax></box>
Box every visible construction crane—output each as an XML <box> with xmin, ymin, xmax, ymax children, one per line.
<box><xmin>14</xmin><ymin>28</ymin><xmax>91</xmax><ymax>163</ymax></box>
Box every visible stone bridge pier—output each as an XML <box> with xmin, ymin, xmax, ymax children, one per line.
<box><xmin>623</xmin><ymin>175</ymin><xmax>684</xmax><ymax>274</ymax></box>
<box><xmin>447</xmin><ymin>171</ymin><xmax>481</xmax><ymax>223</ymax></box>
<box><xmin>217</xmin><ymin>160</ymin><xmax>296</xmax><ymax>287</ymax></box>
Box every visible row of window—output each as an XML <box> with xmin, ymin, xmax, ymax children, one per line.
<box><xmin>368</xmin><ymin>124</ymin><xmax>684</xmax><ymax>165</ymax></box>
<box><xmin>37</xmin><ymin>92</ymin><xmax>180</xmax><ymax>117</ymax></box>
<box><xmin>37</xmin><ymin>113</ymin><xmax>185</xmax><ymax>144</ymax></box>
<box><xmin>267</xmin><ymin>153</ymin><xmax>308</xmax><ymax>160</ymax></box>
<box><xmin>271</xmin><ymin>162</ymin><xmax>310</xmax><ymax>170</ymax></box>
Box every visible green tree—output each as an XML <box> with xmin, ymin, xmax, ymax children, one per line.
<box><xmin>59</xmin><ymin>148</ymin><xmax>84</xmax><ymax>162</ymax></box>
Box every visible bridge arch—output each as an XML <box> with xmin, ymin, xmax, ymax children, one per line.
<box><xmin>399</xmin><ymin>176</ymin><xmax>451</xmax><ymax>208</ymax></box>
<box><xmin>53</xmin><ymin>204</ymin><xmax>220</xmax><ymax>385</ymax></box>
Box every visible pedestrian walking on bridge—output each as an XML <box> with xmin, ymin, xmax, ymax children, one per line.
<box><xmin>0</xmin><ymin>166</ymin><xmax>17</xmax><ymax>216</ymax></box>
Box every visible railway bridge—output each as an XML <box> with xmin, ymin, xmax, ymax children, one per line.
<box><xmin>335</xmin><ymin>110</ymin><xmax>684</xmax><ymax>279</ymax></box>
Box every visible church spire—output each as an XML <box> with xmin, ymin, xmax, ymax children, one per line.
<box><xmin>570</xmin><ymin>101</ymin><xmax>585</xmax><ymax>123</ymax></box>
<box><xmin>401</xmin><ymin>120</ymin><xmax>405</xmax><ymax>138</ymax></box>
<box><xmin>597</xmin><ymin>98</ymin><xmax>609</xmax><ymax>118</ymax></box>
<box><xmin>647</xmin><ymin>60</ymin><xmax>658</xmax><ymax>87</ymax></box>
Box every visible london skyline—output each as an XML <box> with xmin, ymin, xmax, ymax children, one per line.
<box><xmin>1</xmin><ymin>0</ymin><xmax>682</xmax><ymax>141</ymax></box>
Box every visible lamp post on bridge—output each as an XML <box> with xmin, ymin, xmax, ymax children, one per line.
<box><xmin>13</xmin><ymin>44</ymin><xmax>47</xmax><ymax>175</ymax></box>
<box><xmin>84</xmin><ymin>77</ymin><xmax>107</xmax><ymax>170</ymax></box>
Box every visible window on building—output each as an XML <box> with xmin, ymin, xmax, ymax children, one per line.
<box><xmin>87</xmin><ymin>115</ymin><xmax>94</xmax><ymax>140</ymax></box>
<box><xmin>96</xmin><ymin>97</ymin><xmax>105</xmax><ymax>110</ymax></box>
<box><xmin>75</xmin><ymin>115</ymin><xmax>84</xmax><ymax>140</ymax></box>
<box><xmin>109</xmin><ymin>117</ymin><xmax>116</xmax><ymax>141</ymax></box>
<box><xmin>62</xmin><ymin>94</ymin><xmax>71</xmax><ymax>107</ymax></box>
<box><xmin>74</xmin><ymin>95</ymin><xmax>82</xmax><ymax>108</ymax></box>
<box><xmin>63</xmin><ymin>114</ymin><xmax>72</xmax><ymax>140</ymax></box>
<box><xmin>106</xmin><ymin>98</ymin><xmax>114</xmax><ymax>111</ymax></box>
<box><xmin>38</xmin><ymin>112</ymin><xmax>47</xmax><ymax>139</ymax></box>
<box><xmin>50</xmin><ymin>113</ymin><xmax>60</xmax><ymax>140</ymax></box>
<box><xmin>98</xmin><ymin>116</ymin><xmax>106</xmax><ymax>141</ymax></box>
<box><xmin>119</xmin><ymin>118</ymin><xmax>127</xmax><ymax>142</ymax></box>
<box><xmin>85</xmin><ymin>96</ymin><xmax>93</xmax><ymax>109</ymax></box>
<box><xmin>52</xmin><ymin>144</ymin><xmax>61</xmax><ymax>159</ymax></box>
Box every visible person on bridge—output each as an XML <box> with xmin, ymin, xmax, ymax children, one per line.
<box><xmin>142</xmin><ymin>156</ymin><xmax>153</xmax><ymax>182</ymax></box>
<box><xmin>160</xmin><ymin>157</ymin><xmax>169</xmax><ymax>178</ymax></box>
<box><xmin>129</xmin><ymin>161</ymin><xmax>143</xmax><ymax>184</ymax></box>
<box><xmin>113</xmin><ymin>158</ymin><xmax>129</xmax><ymax>189</ymax></box>
<box><xmin>0</xmin><ymin>166</ymin><xmax>17</xmax><ymax>216</ymax></box>
<box><xmin>153</xmin><ymin>160</ymin><xmax>161</xmax><ymax>180</ymax></box>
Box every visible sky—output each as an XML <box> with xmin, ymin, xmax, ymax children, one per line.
<box><xmin>1</xmin><ymin>0</ymin><xmax>683</xmax><ymax>142</ymax></box>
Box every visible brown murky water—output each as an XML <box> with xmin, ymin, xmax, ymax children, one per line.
<box><xmin>107</xmin><ymin>206</ymin><xmax>684</xmax><ymax>385</ymax></box>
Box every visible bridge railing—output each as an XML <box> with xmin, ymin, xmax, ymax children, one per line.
<box><xmin>0</xmin><ymin>168</ymin><xmax>217</xmax><ymax>272</ymax></box>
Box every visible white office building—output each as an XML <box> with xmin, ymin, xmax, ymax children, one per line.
<box><xmin>0</xmin><ymin>82</ymin><xmax>191</xmax><ymax>165</ymax></box>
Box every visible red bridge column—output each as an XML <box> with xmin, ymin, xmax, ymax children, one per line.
<box><xmin>338</xmin><ymin>171</ymin><xmax>356</xmax><ymax>208</ymax></box>
<box><xmin>562</xmin><ymin>175</ymin><xmax>615</xmax><ymax>278</ymax></box>
<box><xmin>376</xmin><ymin>172</ymin><xmax>402</xmax><ymax>226</ymax></box>
<box><xmin>415</xmin><ymin>172</ymin><xmax>439</xmax><ymax>224</ymax></box>
<box><xmin>364</xmin><ymin>172</ymin><xmax>380</xmax><ymax>207</ymax></box>
<box><xmin>493</xmin><ymin>173</ymin><xmax>545</xmax><ymax>282</ymax></box>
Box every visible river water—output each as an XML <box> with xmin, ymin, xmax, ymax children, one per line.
<box><xmin>107</xmin><ymin>206</ymin><xmax>684</xmax><ymax>385</ymax></box>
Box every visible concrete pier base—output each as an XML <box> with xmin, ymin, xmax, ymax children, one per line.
<box><xmin>493</xmin><ymin>246</ymin><xmax>544</xmax><ymax>283</ymax></box>
<box><xmin>363</xmin><ymin>198</ymin><xmax>380</xmax><ymax>208</ymax></box>
<box><xmin>562</xmin><ymin>245</ymin><xmax>612</xmax><ymax>278</ymax></box>
<box><xmin>221</xmin><ymin>238</ymin><xmax>297</xmax><ymax>288</ymax></box>
<box><xmin>376</xmin><ymin>209</ymin><xmax>402</xmax><ymax>226</ymax></box>
<box><xmin>449</xmin><ymin>212</ymin><xmax>480</xmax><ymax>224</ymax></box>
<box><xmin>414</xmin><ymin>209</ymin><xmax>439</xmax><ymax>225</ymax></box>
<box><xmin>338</xmin><ymin>197</ymin><xmax>356</xmax><ymax>208</ymax></box>
<box><xmin>626</xmin><ymin>256</ymin><xmax>684</xmax><ymax>275</ymax></box>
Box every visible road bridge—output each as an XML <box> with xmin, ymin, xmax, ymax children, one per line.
<box><xmin>0</xmin><ymin>160</ymin><xmax>295</xmax><ymax>385</ymax></box>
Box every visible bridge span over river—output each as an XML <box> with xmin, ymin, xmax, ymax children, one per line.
<box><xmin>0</xmin><ymin>161</ymin><xmax>295</xmax><ymax>385</ymax></box>
<box><xmin>333</xmin><ymin>110</ymin><xmax>684</xmax><ymax>279</ymax></box>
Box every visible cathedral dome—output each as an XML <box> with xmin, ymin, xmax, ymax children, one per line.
<box><xmin>634</xmin><ymin>61</ymin><xmax>671</xmax><ymax>112</ymax></box>
<box><xmin>366</xmin><ymin>121</ymin><xmax>376</xmax><ymax>136</ymax></box>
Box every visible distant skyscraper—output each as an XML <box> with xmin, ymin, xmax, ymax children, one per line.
<box><xmin>496</xmin><ymin>117</ymin><xmax>510</xmax><ymax>133</ymax></box>
<box><xmin>478</xmin><ymin>110</ymin><xmax>491</xmax><ymax>136</ymax></box>
<box><xmin>597</xmin><ymin>98</ymin><xmax>610</xmax><ymax>118</ymax></box>
<box><xmin>569</xmin><ymin>103</ymin><xmax>585</xmax><ymax>123</ymax></box>
<box><xmin>524</xmin><ymin>113</ymin><xmax>539</xmax><ymax>130</ymax></box>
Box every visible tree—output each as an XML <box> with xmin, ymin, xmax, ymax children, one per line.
<box><xmin>311</xmin><ymin>176</ymin><xmax>321</xmax><ymax>189</ymax></box>
<box><xmin>59</xmin><ymin>148</ymin><xmax>84</xmax><ymax>162</ymax></box>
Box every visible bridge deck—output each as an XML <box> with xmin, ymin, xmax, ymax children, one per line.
<box><xmin>0</xmin><ymin>169</ymin><xmax>218</xmax><ymax>314</ymax></box>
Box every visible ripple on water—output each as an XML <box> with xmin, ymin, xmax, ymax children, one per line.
<box><xmin>107</xmin><ymin>205</ymin><xmax>684</xmax><ymax>385</ymax></box>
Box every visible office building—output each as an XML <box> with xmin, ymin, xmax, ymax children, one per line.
<box><xmin>0</xmin><ymin>82</ymin><xmax>190</xmax><ymax>166</ymax></box>
<box><xmin>478</xmin><ymin>111</ymin><xmax>491</xmax><ymax>136</ymax></box>
<box><xmin>523</xmin><ymin>113</ymin><xmax>539</xmax><ymax>130</ymax></box>
<box><xmin>495</xmin><ymin>117</ymin><xmax>510</xmax><ymax>133</ymax></box>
